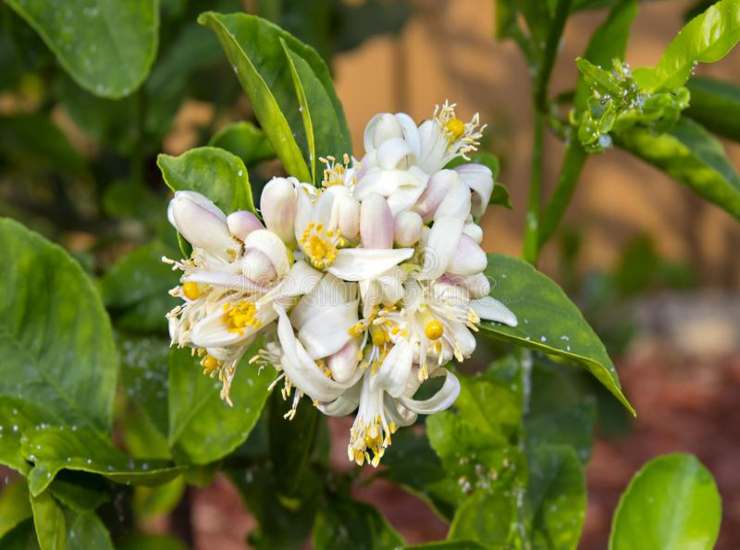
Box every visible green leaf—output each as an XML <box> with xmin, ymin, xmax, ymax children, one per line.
<box><xmin>29</xmin><ymin>491</ymin><xmax>65</xmax><ymax>550</ymax></box>
<box><xmin>198</xmin><ymin>12</ymin><xmax>351</xmax><ymax>183</ymax></box>
<box><xmin>100</xmin><ymin>242</ymin><xmax>179</xmax><ymax>333</ymax></box>
<box><xmin>167</xmin><ymin>346</ymin><xmax>275</xmax><ymax>465</ymax></box>
<box><xmin>686</xmin><ymin>76</ymin><xmax>740</xmax><ymax>141</ymax></box>
<box><xmin>447</xmin><ymin>490</ymin><xmax>517</xmax><ymax>548</ymax></box>
<box><xmin>157</xmin><ymin>146</ymin><xmax>255</xmax><ymax>214</ymax></box>
<box><xmin>574</xmin><ymin>0</ymin><xmax>638</xmax><ymax>113</ymax></box>
<box><xmin>0</xmin><ymin>519</ymin><xmax>40</xmax><ymax>550</ymax></box>
<box><xmin>609</xmin><ymin>453</ymin><xmax>721</xmax><ymax>550</ymax></box>
<box><xmin>481</xmin><ymin>254</ymin><xmax>634</xmax><ymax>414</ymax></box>
<box><xmin>118</xmin><ymin>534</ymin><xmax>187</xmax><ymax>550</ymax></box>
<box><xmin>209</xmin><ymin>121</ymin><xmax>275</xmax><ymax>167</ymax></box>
<box><xmin>0</xmin><ymin>479</ymin><xmax>32</xmax><ymax>538</ymax></box>
<box><xmin>313</xmin><ymin>496</ymin><xmax>404</xmax><ymax>550</ymax></box>
<box><xmin>616</xmin><ymin>116</ymin><xmax>740</xmax><ymax>219</ymax></box>
<box><xmin>22</xmin><ymin>425</ymin><xmax>181</xmax><ymax>496</ymax></box>
<box><xmin>527</xmin><ymin>445</ymin><xmax>586</xmax><ymax>549</ymax></box>
<box><xmin>407</xmin><ymin>542</ymin><xmax>488</xmax><ymax>550</ymax></box>
<box><xmin>633</xmin><ymin>0</ymin><xmax>740</xmax><ymax>92</ymax></box>
<box><xmin>5</xmin><ymin>0</ymin><xmax>159</xmax><ymax>98</ymax></box>
<box><xmin>62</xmin><ymin>509</ymin><xmax>113</xmax><ymax>549</ymax></box>
<box><xmin>0</xmin><ymin>398</ymin><xmax>49</xmax><ymax>474</ymax></box>
<box><xmin>133</xmin><ymin>476</ymin><xmax>185</xmax><ymax>520</ymax></box>
<box><xmin>48</xmin><ymin>477</ymin><xmax>108</xmax><ymax>513</ymax></box>
<box><xmin>0</xmin><ymin>218</ymin><xmax>118</xmax><ymax>431</ymax></box>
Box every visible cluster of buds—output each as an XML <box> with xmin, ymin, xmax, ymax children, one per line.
<box><xmin>164</xmin><ymin>102</ymin><xmax>516</xmax><ymax>466</ymax></box>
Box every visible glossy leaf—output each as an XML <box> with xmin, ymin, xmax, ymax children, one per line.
<box><xmin>481</xmin><ymin>254</ymin><xmax>634</xmax><ymax>414</ymax></box>
<box><xmin>5</xmin><ymin>0</ymin><xmax>159</xmax><ymax>98</ymax></box>
<box><xmin>168</xmin><ymin>346</ymin><xmax>275</xmax><ymax>465</ymax></box>
<box><xmin>616</xmin><ymin>116</ymin><xmax>740</xmax><ymax>219</ymax></box>
<box><xmin>0</xmin><ymin>479</ymin><xmax>32</xmax><ymax>538</ymax></box>
<box><xmin>610</xmin><ymin>453</ymin><xmax>721</xmax><ymax>550</ymax></box>
<box><xmin>633</xmin><ymin>0</ymin><xmax>740</xmax><ymax>92</ymax></box>
<box><xmin>407</xmin><ymin>543</ymin><xmax>488</xmax><ymax>550</ymax></box>
<box><xmin>0</xmin><ymin>219</ymin><xmax>118</xmax><ymax>431</ymax></box>
<box><xmin>0</xmin><ymin>519</ymin><xmax>40</xmax><ymax>550</ymax></box>
<box><xmin>0</xmin><ymin>398</ymin><xmax>50</xmax><ymax>474</ymax></box>
<box><xmin>686</xmin><ymin>76</ymin><xmax>740</xmax><ymax>141</ymax></box>
<box><xmin>209</xmin><ymin>121</ymin><xmax>275</xmax><ymax>167</ymax></box>
<box><xmin>313</xmin><ymin>496</ymin><xmax>404</xmax><ymax>550</ymax></box>
<box><xmin>198</xmin><ymin>12</ymin><xmax>351</xmax><ymax>183</ymax></box>
<box><xmin>447</xmin><ymin>490</ymin><xmax>517</xmax><ymax>547</ymax></box>
<box><xmin>48</xmin><ymin>477</ymin><xmax>109</xmax><ymax>513</ymax></box>
<box><xmin>133</xmin><ymin>476</ymin><xmax>185</xmax><ymax>520</ymax></box>
<box><xmin>100</xmin><ymin>242</ymin><xmax>179</xmax><ymax>333</ymax></box>
<box><xmin>22</xmin><ymin>424</ymin><xmax>180</xmax><ymax>496</ymax></box>
<box><xmin>527</xmin><ymin>445</ymin><xmax>586</xmax><ymax>549</ymax></box>
<box><xmin>157</xmin><ymin>146</ymin><xmax>255</xmax><ymax>214</ymax></box>
<box><xmin>197</xmin><ymin>12</ymin><xmax>310</xmax><ymax>181</ymax></box>
<box><xmin>118</xmin><ymin>534</ymin><xmax>187</xmax><ymax>550</ymax></box>
<box><xmin>29</xmin><ymin>491</ymin><xmax>65</xmax><ymax>550</ymax></box>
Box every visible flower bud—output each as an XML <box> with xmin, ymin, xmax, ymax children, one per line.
<box><xmin>261</xmin><ymin>177</ymin><xmax>298</xmax><ymax>246</ymax></box>
<box><xmin>168</xmin><ymin>191</ymin><xmax>236</xmax><ymax>258</ymax></box>
<box><xmin>447</xmin><ymin>234</ymin><xmax>487</xmax><ymax>276</ymax></box>
<box><xmin>434</xmin><ymin>173</ymin><xmax>471</xmax><ymax>221</ymax></box>
<box><xmin>462</xmin><ymin>273</ymin><xmax>491</xmax><ymax>299</ymax></box>
<box><xmin>361</xmin><ymin>193</ymin><xmax>394</xmax><ymax>249</ymax></box>
<box><xmin>364</xmin><ymin>113</ymin><xmax>403</xmax><ymax>152</ymax></box>
<box><xmin>335</xmin><ymin>194</ymin><xmax>360</xmax><ymax>240</ymax></box>
<box><xmin>463</xmin><ymin>222</ymin><xmax>483</xmax><ymax>243</ymax></box>
<box><xmin>241</xmin><ymin>249</ymin><xmax>276</xmax><ymax>285</ymax></box>
<box><xmin>244</xmin><ymin>229</ymin><xmax>290</xmax><ymax>278</ymax></box>
<box><xmin>227</xmin><ymin>210</ymin><xmax>263</xmax><ymax>241</ymax></box>
<box><xmin>394</xmin><ymin>211</ymin><xmax>423</xmax><ymax>247</ymax></box>
<box><xmin>328</xmin><ymin>338</ymin><xmax>361</xmax><ymax>384</ymax></box>
<box><xmin>415</xmin><ymin>169</ymin><xmax>456</xmax><ymax>222</ymax></box>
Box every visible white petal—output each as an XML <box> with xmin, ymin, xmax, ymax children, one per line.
<box><xmin>290</xmin><ymin>273</ymin><xmax>355</xmax><ymax>330</ymax></box>
<box><xmin>256</xmin><ymin>260</ymin><xmax>322</xmax><ymax>308</ymax></box>
<box><xmin>414</xmin><ymin>169</ymin><xmax>454</xmax><ymax>222</ymax></box>
<box><xmin>294</xmin><ymin>188</ymin><xmax>314</xmax><ymax>243</ymax></box>
<box><xmin>417</xmin><ymin>120</ymin><xmax>448</xmax><ymax>174</ymax></box>
<box><xmin>400</xmin><ymin>370</ymin><xmax>460</xmax><ymax>414</ymax></box>
<box><xmin>433</xmin><ymin>174</ymin><xmax>471</xmax><ymax>221</ymax></box>
<box><xmin>190</xmin><ymin>303</ymin><xmax>276</xmax><ymax>348</ymax></box>
<box><xmin>328</xmin><ymin>248</ymin><xmax>413</xmax><ymax>282</ymax></box>
<box><xmin>261</xmin><ymin>177</ymin><xmax>298</xmax><ymax>245</ymax></box>
<box><xmin>328</xmin><ymin>338</ymin><xmax>361</xmax><ymax>384</ymax></box>
<box><xmin>462</xmin><ymin>273</ymin><xmax>491</xmax><ymax>299</ymax></box>
<box><xmin>418</xmin><ymin>216</ymin><xmax>464</xmax><ymax>280</ymax></box>
<box><xmin>471</xmin><ymin>296</ymin><xmax>518</xmax><ymax>327</ymax></box>
<box><xmin>463</xmin><ymin>222</ymin><xmax>483</xmax><ymax>244</ymax></box>
<box><xmin>275</xmin><ymin>307</ymin><xmax>348</xmax><ymax>401</ymax></box>
<box><xmin>377</xmin><ymin>137</ymin><xmax>414</xmax><ymax>170</ymax></box>
<box><xmin>396</xmin><ymin>113</ymin><xmax>421</xmax><ymax>158</ymax></box>
<box><xmin>456</xmin><ymin>163</ymin><xmax>493</xmax><ymax>219</ymax></box>
<box><xmin>360</xmin><ymin>193</ymin><xmax>394</xmax><ymax>249</ymax></box>
<box><xmin>298</xmin><ymin>300</ymin><xmax>358</xmax><ymax>359</ymax></box>
<box><xmin>382</xmin><ymin>395</ymin><xmax>418</xmax><ymax>428</ymax></box>
<box><xmin>227</xmin><ymin>210</ymin><xmax>263</xmax><ymax>241</ymax></box>
<box><xmin>372</xmin><ymin>340</ymin><xmax>413</xmax><ymax>398</ymax></box>
<box><xmin>169</xmin><ymin>192</ymin><xmax>236</xmax><ymax>258</ymax></box>
<box><xmin>183</xmin><ymin>271</ymin><xmax>266</xmax><ymax>293</ymax></box>
<box><xmin>449</xmin><ymin>321</ymin><xmax>477</xmax><ymax>358</ymax></box>
<box><xmin>244</xmin><ymin>229</ymin><xmax>290</xmax><ymax>278</ymax></box>
<box><xmin>317</xmin><ymin>381</ymin><xmax>362</xmax><ymax>416</ymax></box>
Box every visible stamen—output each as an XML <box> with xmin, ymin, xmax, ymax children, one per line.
<box><xmin>320</xmin><ymin>154</ymin><xmax>354</xmax><ymax>188</ymax></box>
<box><xmin>201</xmin><ymin>354</ymin><xmax>220</xmax><ymax>373</ymax></box>
<box><xmin>182</xmin><ymin>281</ymin><xmax>203</xmax><ymax>300</ymax></box>
<box><xmin>222</xmin><ymin>300</ymin><xmax>261</xmax><ymax>335</ymax></box>
<box><xmin>300</xmin><ymin>221</ymin><xmax>342</xmax><ymax>269</ymax></box>
<box><xmin>433</xmin><ymin>100</ymin><xmax>486</xmax><ymax>159</ymax></box>
<box><xmin>424</xmin><ymin>319</ymin><xmax>444</xmax><ymax>340</ymax></box>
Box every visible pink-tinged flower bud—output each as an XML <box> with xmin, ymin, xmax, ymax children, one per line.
<box><xmin>227</xmin><ymin>210</ymin><xmax>263</xmax><ymax>241</ymax></box>
<box><xmin>376</xmin><ymin>137</ymin><xmax>414</xmax><ymax>170</ymax></box>
<box><xmin>335</xmin><ymin>194</ymin><xmax>360</xmax><ymax>240</ymax></box>
<box><xmin>261</xmin><ymin>177</ymin><xmax>298</xmax><ymax>246</ymax></box>
<box><xmin>328</xmin><ymin>338</ymin><xmax>360</xmax><ymax>384</ymax></box>
<box><xmin>168</xmin><ymin>191</ymin><xmax>236</xmax><ymax>258</ymax></box>
<box><xmin>463</xmin><ymin>222</ymin><xmax>483</xmax><ymax>243</ymax></box>
<box><xmin>241</xmin><ymin>249</ymin><xmax>276</xmax><ymax>284</ymax></box>
<box><xmin>434</xmin><ymin>174</ymin><xmax>471</xmax><ymax>221</ymax></box>
<box><xmin>394</xmin><ymin>211</ymin><xmax>423</xmax><ymax>247</ymax></box>
<box><xmin>447</xmin><ymin>234</ymin><xmax>487</xmax><ymax>276</ymax></box>
<box><xmin>415</xmin><ymin>169</ymin><xmax>457</xmax><ymax>222</ymax></box>
<box><xmin>361</xmin><ymin>193</ymin><xmax>394</xmax><ymax>249</ymax></box>
<box><xmin>364</xmin><ymin>113</ymin><xmax>403</xmax><ymax>152</ymax></box>
<box><xmin>462</xmin><ymin>272</ymin><xmax>491</xmax><ymax>298</ymax></box>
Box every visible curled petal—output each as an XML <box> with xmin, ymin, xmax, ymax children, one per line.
<box><xmin>244</xmin><ymin>229</ymin><xmax>290</xmax><ymax>278</ymax></box>
<box><xmin>183</xmin><ymin>271</ymin><xmax>267</xmax><ymax>293</ymax></box>
<box><xmin>471</xmin><ymin>296</ymin><xmax>518</xmax><ymax>327</ymax></box>
<box><xmin>318</xmin><ymin>380</ymin><xmax>362</xmax><ymax>416</ymax></box>
<box><xmin>372</xmin><ymin>340</ymin><xmax>413</xmax><ymax>398</ymax></box>
<box><xmin>364</xmin><ymin>113</ymin><xmax>403</xmax><ymax>152</ymax></box>
<box><xmin>227</xmin><ymin>210</ymin><xmax>263</xmax><ymax>241</ymax></box>
<box><xmin>461</xmin><ymin>272</ymin><xmax>491</xmax><ymax>299</ymax></box>
<box><xmin>463</xmin><ymin>222</ymin><xmax>483</xmax><ymax>244</ymax></box>
<box><xmin>328</xmin><ymin>248</ymin><xmax>413</xmax><ymax>282</ymax></box>
<box><xmin>290</xmin><ymin>273</ymin><xmax>356</xmax><ymax>330</ymax></box>
<box><xmin>257</xmin><ymin>260</ymin><xmax>322</xmax><ymax>307</ymax></box>
<box><xmin>241</xmin><ymin>249</ymin><xmax>277</xmax><ymax>285</ymax></box>
<box><xmin>298</xmin><ymin>300</ymin><xmax>359</xmax><ymax>359</ymax></box>
<box><xmin>456</xmin><ymin>163</ymin><xmax>493</xmax><ymax>219</ymax></box>
<box><xmin>434</xmin><ymin>174</ymin><xmax>471</xmax><ymax>221</ymax></box>
<box><xmin>400</xmin><ymin>370</ymin><xmax>460</xmax><ymax>415</ymax></box>
<box><xmin>376</xmin><ymin>137</ymin><xmax>414</xmax><ymax>170</ymax></box>
<box><xmin>275</xmin><ymin>307</ymin><xmax>349</xmax><ymax>402</ymax></box>
<box><xmin>447</xmin><ymin>234</ymin><xmax>487</xmax><ymax>276</ymax></box>
<box><xmin>415</xmin><ymin>169</ymin><xmax>455</xmax><ymax>221</ymax></box>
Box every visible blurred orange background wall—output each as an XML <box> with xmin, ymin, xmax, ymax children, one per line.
<box><xmin>332</xmin><ymin>0</ymin><xmax>740</xmax><ymax>285</ymax></box>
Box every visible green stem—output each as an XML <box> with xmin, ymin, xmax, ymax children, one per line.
<box><xmin>534</xmin><ymin>0</ymin><xmax>573</xmax><ymax>112</ymax></box>
<box><xmin>523</xmin><ymin>109</ymin><xmax>544</xmax><ymax>265</ymax></box>
<box><xmin>538</xmin><ymin>141</ymin><xmax>587</xmax><ymax>247</ymax></box>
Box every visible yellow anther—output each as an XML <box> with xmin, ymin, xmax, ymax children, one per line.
<box><xmin>445</xmin><ymin>118</ymin><xmax>466</xmax><ymax>141</ymax></box>
<box><xmin>182</xmin><ymin>281</ymin><xmax>202</xmax><ymax>300</ymax></box>
<box><xmin>222</xmin><ymin>300</ymin><xmax>261</xmax><ymax>335</ymax></box>
<box><xmin>370</xmin><ymin>325</ymin><xmax>388</xmax><ymax>347</ymax></box>
<box><xmin>300</xmin><ymin>222</ymin><xmax>338</xmax><ymax>269</ymax></box>
<box><xmin>348</xmin><ymin>322</ymin><xmax>365</xmax><ymax>337</ymax></box>
<box><xmin>425</xmin><ymin>319</ymin><xmax>444</xmax><ymax>340</ymax></box>
<box><xmin>201</xmin><ymin>355</ymin><xmax>220</xmax><ymax>373</ymax></box>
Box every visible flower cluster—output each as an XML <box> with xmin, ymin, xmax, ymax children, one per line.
<box><xmin>164</xmin><ymin>102</ymin><xmax>517</xmax><ymax>467</ymax></box>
